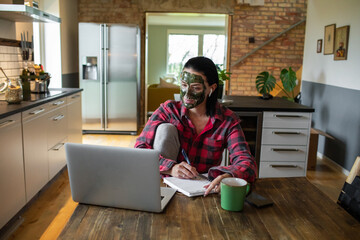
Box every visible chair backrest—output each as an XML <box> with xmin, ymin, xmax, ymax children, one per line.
<box><xmin>337</xmin><ymin>156</ymin><xmax>360</xmax><ymax>221</ymax></box>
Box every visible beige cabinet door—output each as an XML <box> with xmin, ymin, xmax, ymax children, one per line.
<box><xmin>0</xmin><ymin>113</ymin><xmax>26</xmax><ymax>229</ymax></box>
<box><xmin>67</xmin><ymin>93</ymin><xmax>82</xmax><ymax>144</ymax></box>
<box><xmin>22</xmin><ymin>104</ymin><xmax>49</xmax><ymax>202</ymax></box>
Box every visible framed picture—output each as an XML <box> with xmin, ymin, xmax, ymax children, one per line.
<box><xmin>317</xmin><ymin>39</ymin><xmax>322</xmax><ymax>53</ymax></box>
<box><xmin>324</xmin><ymin>24</ymin><xmax>335</xmax><ymax>55</ymax></box>
<box><xmin>334</xmin><ymin>25</ymin><xmax>350</xmax><ymax>60</ymax></box>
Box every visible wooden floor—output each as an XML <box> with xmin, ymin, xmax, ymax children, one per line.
<box><xmin>4</xmin><ymin>134</ymin><xmax>348</xmax><ymax>240</ymax></box>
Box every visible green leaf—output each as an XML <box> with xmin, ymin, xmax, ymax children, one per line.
<box><xmin>280</xmin><ymin>67</ymin><xmax>297</xmax><ymax>92</ymax></box>
<box><xmin>255</xmin><ymin>71</ymin><xmax>276</xmax><ymax>94</ymax></box>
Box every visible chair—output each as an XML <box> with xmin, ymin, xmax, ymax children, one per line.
<box><xmin>337</xmin><ymin>156</ymin><xmax>360</xmax><ymax>221</ymax></box>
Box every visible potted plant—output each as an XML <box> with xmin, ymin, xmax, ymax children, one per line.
<box><xmin>216</xmin><ymin>65</ymin><xmax>231</xmax><ymax>99</ymax></box>
<box><xmin>255</xmin><ymin>67</ymin><xmax>297</xmax><ymax>101</ymax></box>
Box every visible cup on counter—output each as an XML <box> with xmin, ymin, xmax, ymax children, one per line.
<box><xmin>221</xmin><ymin>178</ymin><xmax>250</xmax><ymax>211</ymax></box>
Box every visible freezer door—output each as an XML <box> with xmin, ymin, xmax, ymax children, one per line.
<box><xmin>79</xmin><ymin>23</ymin><xmax>104</xmax><ymax>131</ymax></box>
<box><xmin>104</xmin><ymin>24</ymin><xmax>139</xmax><ymax>132</ymax></box>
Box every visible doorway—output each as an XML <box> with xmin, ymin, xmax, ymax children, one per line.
<box><xmin>145</xmin><ymin>13</ymin><xmax>229</xmax><ymax>120</ymax></box>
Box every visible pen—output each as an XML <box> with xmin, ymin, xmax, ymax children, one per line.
<box><xmin>181</xmin><ymin>149</ymin><xmax>208</xmax><ymax>180</ymax></box>
<box><xmin>181</xmin><ymin>149</ymin><xmax>191</xmax><ymax>165</ymax></box>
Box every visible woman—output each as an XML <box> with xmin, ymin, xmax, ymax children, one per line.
<box><xmin>135</xmin><ymin>56</ymin><xmax>257</xmax><ymax>196</ymax></box>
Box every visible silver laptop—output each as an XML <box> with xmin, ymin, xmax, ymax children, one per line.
<box><xmin>65</xmin><ymin>143</ymin><xmax>176</xmax><ymax>213</ymax></box>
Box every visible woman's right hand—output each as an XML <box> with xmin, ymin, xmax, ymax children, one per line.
<box><xmin>170</xmin><ymin>161</ymin><xmax>199</xmax><ymax>179</ymax></box>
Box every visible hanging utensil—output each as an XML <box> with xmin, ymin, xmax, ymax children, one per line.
<box><xmin>0</xmin><ymin>67</ymin><xmax>9</xmax><ymax>92</ymax></box>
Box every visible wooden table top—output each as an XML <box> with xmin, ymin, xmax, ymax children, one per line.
<box><xmin>59</xmin><ymin>178</ymin><xmax>360</xmax><ymax>239</ymax></box>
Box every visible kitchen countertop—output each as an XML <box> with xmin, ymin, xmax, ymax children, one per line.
<box><xmin>223</xmin><ymin>95</ymin><xmax>315</xmax><ymax>112</ymax></box>
<box><xmin>0</xmin><ymin>88</ymin><xmax>83</xmax><ymax>119</ymax></box>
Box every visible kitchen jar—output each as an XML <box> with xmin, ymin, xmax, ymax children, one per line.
<box><xmin>5</xmin><ymin>78</ymin><xmax>23</xmax><ymax>104</ymax></box>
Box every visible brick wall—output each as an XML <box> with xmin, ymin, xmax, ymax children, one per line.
<box><xmin>230</xmin><ymin>0</ymin><xmax>307</xmax><ymax>96</ymax></box>
<box><xmin>78</xmin><ymin>0</ymin><xmax>307</xmax><ymax>123</ymax></box>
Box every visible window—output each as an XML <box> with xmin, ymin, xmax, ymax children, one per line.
<box><xmin>167</xmin><ymin>30</ymin><xmax>226</xmax><ymax>79</ymax></box>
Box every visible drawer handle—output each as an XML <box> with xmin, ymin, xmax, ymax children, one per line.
<box><xmin>53</xmin><ymin>100</ymin><xmax>65</xmax><ymax>106</ymax></box>
<box><xmin>270</xmin><ymin>164</ymin><xmax>298</xmax><ymax>168</ymax></box>
<box><xmin>51</xmin><ymin>142</ymin><xmax>65</xmax><ymax>151</ymax></box>
<box><xmin>53</xmin><ymin>114</ymin><xmax>65</xmax><ymax>121</ymax></box>
<box><xmin>274</xmin><ymin>114</ymin><xmax>303</xmax><ymax>118</ymax></box>
<box><xmin>271</xmin><ymin>148</ymin><xmax>299</xmax><ymax>152</ymax></box>
<box><xmin>29</xmin><ymin>108</ymin><xmax>45</xmax><ymax>115</ymax></box>
<box><xmin>273</xmin><ymin>131</ymin><xmax>300</xmax><ymax>135</ymax></box>
<box><xmin>71</xmin><ymin>95</ymin><xmax>81</xmax><ymax>99</ymax></box>
<box><xmin>0</xmin><ymin>119</ymin><xmax>15</xmax><ymax>128</ymax></box>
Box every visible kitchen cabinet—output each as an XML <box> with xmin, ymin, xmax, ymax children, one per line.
<box><xmin>0</xmin><ymin>89</ymin><xmax>82</xmax><ymax>229</ymax></box>
<box><xmin>0</xmin><ymin>113</ymin><xmax>26</xmax><ymax>229</ymax></box>
<box><xmin>22</xmin><ymin>103</ymin><xmax>50</xmax><ymax>201</ymax></box>
<box><xmin>259</xmin><ymin>112</ymin><xmax>311</xmax><ymax>178</ymax></box>
<box><xmin>67</xmin><ymin>93</ymin><xmax>82</xmax><ymax>144</ymax></box>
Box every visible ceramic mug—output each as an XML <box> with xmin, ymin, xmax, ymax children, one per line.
<box><xmin>221</xmin><ymin>177</ymin><xmax>250</xmax><ymax>211</ymax></box>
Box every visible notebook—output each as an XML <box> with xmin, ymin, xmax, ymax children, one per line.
<box><xmin>65</xmin><ymin>143</ymin><xmax>176</xmax><ymax>213</ymax></box>
<box><xmin>163</xmin><ymin>174</ymin><xmax>214</xmax><ymax>197</ymax></box>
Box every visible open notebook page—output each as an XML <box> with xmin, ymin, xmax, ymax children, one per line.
<box><xmin>163</xmin><ymin>174</ymin><xmax>214</xmax><ymax>197</ymax></box>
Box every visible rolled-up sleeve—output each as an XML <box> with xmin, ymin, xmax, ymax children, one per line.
<box><xmin>134</xmin><ymin>103</ymin><xmax>177</xmax><ymax>172</ymax></box>
<box><xmin>208</xmin><ymin>119</ymin><xmax>257</xmax><ymax>183</ymax></box>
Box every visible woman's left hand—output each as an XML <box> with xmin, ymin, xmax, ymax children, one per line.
<box><xmin>203</xmin><ymin>173</ymin><xmax>231</xmax><ymax>197</ymax></box>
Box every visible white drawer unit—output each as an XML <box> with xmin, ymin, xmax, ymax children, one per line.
<box><xmin>259</xmin><ymin>111</ymin><xmax>311</xmax><ymax>178</ymax></box>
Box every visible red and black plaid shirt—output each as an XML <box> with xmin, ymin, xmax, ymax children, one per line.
<box><xmin>134</xmin><ymin>100</ymin><xmax>257</xmax><ymax>183</ymax></box>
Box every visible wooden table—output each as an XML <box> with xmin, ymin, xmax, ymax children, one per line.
<box><xmin>59</xmin><ymin>178</ymin><xmax>360</xmax><ymax>239</ymax></box>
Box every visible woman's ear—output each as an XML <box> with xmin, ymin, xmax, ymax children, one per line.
<box><xmin>211</xmin><ymin>83</ymin><xmax>217</xmax><ymax>92</ymax></box>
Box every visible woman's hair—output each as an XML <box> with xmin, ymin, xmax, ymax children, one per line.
<box><xmin>183</xmin><ymin>56</ymin><xmax>219</xmax><ymax>116</ymax></box>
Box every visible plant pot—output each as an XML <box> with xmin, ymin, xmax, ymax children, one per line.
<box><xmin>259</xmin><ymin>93</ymin><xmax>273</xmax><ymax>100</ymax></box>
<box><xmin>218</xmin><ymin>84</ymin><xmax>224</xmax><ymax>99</ymax></box>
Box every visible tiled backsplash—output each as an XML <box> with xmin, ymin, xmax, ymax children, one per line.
<box><xmin>0</xmin><ymin>45</ymin><xmax>33</xmax><ymax>81</ymax></box>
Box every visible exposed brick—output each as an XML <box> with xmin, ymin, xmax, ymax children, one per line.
<box><xmin>78</xmin><ymin>0</ymin><xmax>306</xmax><ymax>98</ymax></box>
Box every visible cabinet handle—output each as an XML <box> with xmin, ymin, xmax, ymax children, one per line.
<box><xmin>271</xmin><ymin>148</ymin><xmax>299</xmax><ymax>152</ymax></box>
<box><xmin>0</xmin><ymin>119</ymin><xmax>15</xmax><ymax>128</ymax></box>
<box><xmin>272</xmin><ymin>131</ymin><xmax>300</xmax><ymax>135</ymax></box>
<box><xmin>53</xmin><ymin>114</ymin><xmax>65</xmax><ymax>121</ymax></box>
<box><xmin>274</xmin><ymin>114</ymin><xmax>303</xmax><ymax>118</ymax></box>
<box><xmin>51</xmin><ymin>142</ymin><xmax>65</xmax><ymax>151</ymax></box>
<box><xmin>53</xmin><ymin>100</ymin><xmax>65</xmax><ymax>106</ymax></box>
<box><xmin>71</xmin><ymin>95</ymin><xmax>81</xmax><ymax>99</ymax></box>
<box><xmin>29</xmin><ymin>108</ymin><xmax>45</xmax><ymax>115</ymax></box>
<box><xmin>270</xmin><ymin>164</ymin><xmax>299</xmax><ymax>168</ymax></box>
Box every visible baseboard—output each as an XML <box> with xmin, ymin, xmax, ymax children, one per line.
<box><xmin>317</xmin><ymin>152</ymin><xmax>350</xmax><ymax>176</ymax></box>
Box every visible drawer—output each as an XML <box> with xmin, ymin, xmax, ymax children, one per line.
<box><xmin>47</xmin><ymin>97</ymin><xmax>67</xmax><ymax>112</ymax></box>
<box><xmin>259</xmin><ymin>161</ymin><xmax>306</xmax><ymax>178</ymax></box>
<box><xmin>48</xmin><ymin>137</ymin><xmax>67</xmax><ymax>180</ymax></box>
<box><xmin>22</xmin><ymin>103</ymin><xmax>49</xmax><ymax>122</ymax></box>
<box><xmin>47</xmin><ymin>106</ymin><xmax>67</xmax><ymax>150</ymax></box>
<box><xmin>67</xmin><ymin>93</ymin><xmax>81</xmax><ymax>104</ymax></box>
<box><xmin>261</xmin><ymin>128</ymin><xmax>309</xmax><ymax>145</ymax></box>
<box><xmin>263</xmin><ymin>112</ymin><xmax>311</xmax><ymax>129</ymax></box>
<box><xmin>260</xmin><ymin>145</ymin><xmax>307</xmax><ymax>162</ymax></box>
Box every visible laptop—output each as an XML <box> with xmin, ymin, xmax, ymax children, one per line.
<box><xmin>65</xmin><ymin>143</ymin><xmax>176</xmax><ymax>213</ymax></box>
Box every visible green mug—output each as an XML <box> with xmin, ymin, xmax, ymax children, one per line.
<box><xmin>221</xmin><ymin>178</ymin><xmax>250</xmax><ymax>211</ymax></box>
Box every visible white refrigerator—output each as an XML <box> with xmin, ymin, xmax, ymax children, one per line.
<box><xmin>79</xmin><ymin>23</ymin><xmax>140</xmax><ymax>134</ymax></box>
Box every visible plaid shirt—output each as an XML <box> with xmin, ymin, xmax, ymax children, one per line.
<box><xmin>134</xmin><ymin>100</ymin><xmax>257</xmax><ymax>183</ymax></box>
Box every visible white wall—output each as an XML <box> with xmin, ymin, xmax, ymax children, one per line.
<box><xmin>302</xmin><ymin>0</ymin><xmax>360</xmax><ymax>91</ymax></box>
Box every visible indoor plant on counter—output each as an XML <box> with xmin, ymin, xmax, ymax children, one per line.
<box><xmin>216</xmin><ymin>64</ymin><xmax>231</xmax><ymax>99</ymax></box>
<box><xmin>255</xmin><ymin>67</ymin><xmax>297</xmax><ymax>102</ymax></box>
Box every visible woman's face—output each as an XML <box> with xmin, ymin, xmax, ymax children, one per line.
<box><xmin>180</xmin><ymin>68</ymin><xmax>212</xmax><ymax>109</ymax></box>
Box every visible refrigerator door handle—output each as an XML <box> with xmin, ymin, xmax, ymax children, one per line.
<box><xmin>100</xmin><ymin>24</ymin><xmax>105</xmax><ymax>129</ymax></box>
<box><xmin>104</xmin><ymin>24</ymin><xmax>109</xmax><ymax>129</ymax></box>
